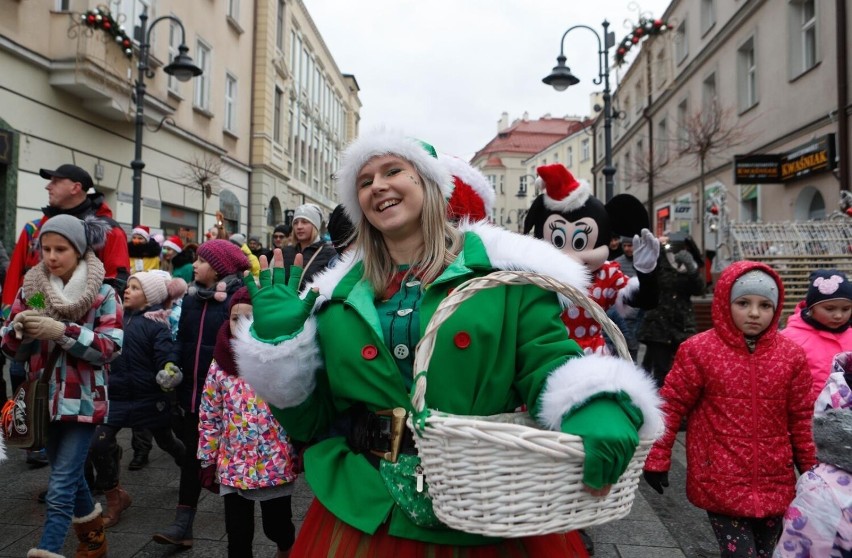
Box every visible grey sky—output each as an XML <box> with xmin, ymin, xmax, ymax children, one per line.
<box><xmin>305</xmin><ymin>1</ymin><xmax>671</xmax><ymax>159</ymax></box>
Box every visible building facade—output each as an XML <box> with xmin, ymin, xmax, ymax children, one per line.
<box><xmin>0</xmin><ymin>0</ymin><xmax>360</xmax><ymax>250</ymax></box>
<box><xmin>0</xmin><ymin>0</ymin><xmax>259</xmax><ymax>247</ymax></box>
<box><xmin>249</xmin><ymin>0</ymin><xmax>360</xmax><ymax>245</ymax></box>
<box><xmin>471</xmin><ymin>112</ymin><xmax>588</xmax><ymax>231</ymax></box>
<box><xmin>597</xmin><ymin>0</ymin><xmax>851</xmax><ymax>257</ymax></box>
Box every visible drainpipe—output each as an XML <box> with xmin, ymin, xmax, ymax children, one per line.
<box><xmin>246</xmin><ymin>0</ymin><xmax>260</xmax><ymax>235</ymax></box>
<box><xmin>838</xmin><ymin>0</ymin><xmax>849</xmax><ymax>192</ymax></box>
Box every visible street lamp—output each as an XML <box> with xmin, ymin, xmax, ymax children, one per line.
<box><xmin>131</xmin><ymin>8</ymin><xmax>202</xmax><ymax>228</ymax></box>
<box><xmin>504</xmin><ymin>209</ymin><xmax>528</xmax><ymax>233</ymax></box>
<box><xmin>543</xmin><ymin>20</ymin><xmax>616</xmax><ymax>201</ymax></box>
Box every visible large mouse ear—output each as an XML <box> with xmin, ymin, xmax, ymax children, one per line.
<box><xmin>605</xmin><ymin>194</ymin><xmax>650</xmax><ymax>237</ymax></box>
<box><xmin>523</xmin><ymin>195</ymin><xmax>548</xmax><ymax>236</ymax></box>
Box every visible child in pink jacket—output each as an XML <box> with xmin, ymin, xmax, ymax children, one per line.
<box><xmin>774</xmin><ymin>351</ymin><xmax>852</xmax><ymax>557</ymax></box>
<box><xmin>781</xmin><ymin>269</ymin><xmax>852</xmax><ymax>403</ymax></box>
<box><xmin>197</xmin><ymin>287</ymin><xmax>297</xmax><ymax>558</ymax></box>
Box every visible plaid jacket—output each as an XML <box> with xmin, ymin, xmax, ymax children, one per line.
<box><xmin>1</xmin><ymin>284</ymin><xmax>123</xmax><ymax>424</ymax></box>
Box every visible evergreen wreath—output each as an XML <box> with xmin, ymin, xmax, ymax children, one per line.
<box><xmin>614</xmin><ymin>18</ymin><xmax>669</xmax><ymax>66</ymax></box>
<box><xmin>80</xmin><ymin>6</ymin><xmax>133</xmax><ymax>59</ymax></box>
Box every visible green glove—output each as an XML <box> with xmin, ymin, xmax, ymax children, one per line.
<box><xmin>244</xmin><ymin>261</ymin><xmax>319</xmax><ymax>343</ymax></box>
<box><xmin>561</xmin><ymin>393</ymin><xmax>642</xmax><ymax>490</ymax></box>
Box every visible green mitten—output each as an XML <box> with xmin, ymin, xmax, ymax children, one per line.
<box><xmin>244</xmin><ymin>264</ymin><xmax>319</xmax><ymax>343</ymax></box>
<box><xmin>561</xmin><ymin>393</ymin><xmax>643</xmax><ymax>490</ymax></box>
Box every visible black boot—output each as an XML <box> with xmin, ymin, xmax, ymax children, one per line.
<box><xmin>152</xmin><ymin>505</ymin><xmax>196</xmax><ymax>547</ymax></box>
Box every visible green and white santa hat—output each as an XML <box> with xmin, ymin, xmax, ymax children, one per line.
<box><xmin>336</xmin><ymin>128</ymin><xmax>454</xmax><ymax>223</ymax></box>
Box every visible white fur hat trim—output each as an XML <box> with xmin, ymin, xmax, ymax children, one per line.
<box><xmin>335</xmin><ymin>128</ymin><xmax>454</xmax><ymax>223</ymax></box>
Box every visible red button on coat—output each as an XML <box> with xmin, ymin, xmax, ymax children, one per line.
<box><xmin>361</xmin><ymin>345</ymin><xmax>378</xmax><ymax>360</ymax></box>
<box><xmin>453</xmin><ymin>332</ymin><xmax>471</xmax><ymax>349</ymax></box>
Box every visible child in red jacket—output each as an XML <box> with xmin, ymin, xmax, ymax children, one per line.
<box><xmin>642</xmin><ymin>261</ymin><xmax>816</xmax><ymax>558</ymax></box>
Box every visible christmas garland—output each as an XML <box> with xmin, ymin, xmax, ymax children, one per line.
<box><xmin>614</xmin><ymin>18</ymin><xmax>669</xmax><ymax>66</ymax></box>
<box><xmin>80</xmin><ymin>6</ymin><xmax>133</xmax><ymax>59</ymax></box>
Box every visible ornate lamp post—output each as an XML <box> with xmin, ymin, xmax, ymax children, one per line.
<box><xmin>543</xmin><ymin>21</ymin><xmax>616</xmax><ymax>200</ymax></box>
<box><xmin>131</xmin><ymin>8</ymin><xmax>202</xmax><ymax>227</ymax></box>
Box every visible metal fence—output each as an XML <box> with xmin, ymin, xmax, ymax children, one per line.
<box><xmin>729</xmin><ymin>220</ymin><xmax>852</xmax><ymax>260</ymax></box>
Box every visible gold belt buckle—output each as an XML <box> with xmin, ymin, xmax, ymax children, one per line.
<box><xmin>371</xmin><ymin>407</ymin><xmax>407</xmax><ymax>463</ymax></box>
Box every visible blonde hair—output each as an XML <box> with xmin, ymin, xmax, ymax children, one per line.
<box><xmin>357</xmin><ymin>174</ymin><xmax>463</xmax><ymax>295</ymax></box>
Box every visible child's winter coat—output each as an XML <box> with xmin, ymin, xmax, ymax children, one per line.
<box><xmin>1</xmin><ymin>252</ymin><xmax>122</xmax><ymax>423</ymax></box>
<box><xmin>781</xmin><ymin>300</ymin><xmax>852</xmax><ymax>402</ymax></box>
<box><xmin>197</xmin><ymin>360</ymin><xmax>297</xmax><ymax>490</ymax></box>
<box><xmin>644</xmin><ymin>260</ymin><xmax>817</xmax><ymax>519</ymax></box>
<box><xmin>774</xmin><ymin>352</ymin><xmax>852</xmax><ymax>557</ymax></box>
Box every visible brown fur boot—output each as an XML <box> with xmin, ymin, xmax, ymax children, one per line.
<box><xmin>72</xmin><ymin>502</ymin><xmax>107</xmax><ymax>558</ymax></box>
<box><xmin>102</xmin><ymin>485</ymin><xmax>132</xmax><ymax>528</ymax></box>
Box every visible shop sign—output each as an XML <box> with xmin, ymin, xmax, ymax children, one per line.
<box><xmin>673</xmin><ymin>197</ymin><xmax>693</xmax><ymax>220</ymax></box>
<box><xmin>733</xmin><ymin>154</ymin><xmax>781</xmax><ymax>184</ymax></box>
<box><xmin>780</xmin><ymin>134</ymin><xmax>837</xmax><ymax>182</ymax></box>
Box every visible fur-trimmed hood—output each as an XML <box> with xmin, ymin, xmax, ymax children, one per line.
<box><xmin>307</xmin><ymin>221</ymin><xmax>590</xmax><ymax>306</ymax></box>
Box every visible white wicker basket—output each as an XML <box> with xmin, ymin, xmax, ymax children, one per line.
<box><xmin>408</xmin><ymin>270</ymin><xmax>654</xmax><ymax>538</ymax></box>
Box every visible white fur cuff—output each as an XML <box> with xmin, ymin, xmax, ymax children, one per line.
<box><xmin>233</xmin><ymin>317</ymin><xmax>322</xmax><ymax>408</ymax></box>
<box><xmin>537</xmin><ymin>353</ymin><xmax>663</xmax><ymax>439</ymax></box>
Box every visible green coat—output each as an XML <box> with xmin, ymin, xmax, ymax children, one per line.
<box><xmin>276</xmin><ymin>231</ymin><xmax>581</xmax><ymax>544</ymax></box>
<box><xmin>235</xmin><ymin>224</ymin><xmax>663</xmax><ymax>545</ymax></box>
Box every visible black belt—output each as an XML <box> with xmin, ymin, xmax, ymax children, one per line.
<box><xmin>344</xmin><ymin>405</ymin><xmax>417</xmax><ymax>466</ymax></box>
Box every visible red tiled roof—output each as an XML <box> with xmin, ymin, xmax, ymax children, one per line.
<box><xmin>483</xmin><ymin>155</ymin><xmax>504</xmax><ymax>168</ymax></box>
<box><xmin>472</xmin><ymin>118</ymin><xmax>592</xmax><ymax>162</ymax></box>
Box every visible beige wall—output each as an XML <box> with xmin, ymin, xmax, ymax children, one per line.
<box><xmin>600</xmin><ymin>0</ymin><xmax>850</xmax><ymax>255</ymax></box>
<box><xmin>1</xmin><ymin>0</ymin><xmax>255</xmax><ymax>241</ymax></box>
<box><xmin>249</xmin><ymin>0</ymin><xmax>360</xmax><ymax>243</ymax></box>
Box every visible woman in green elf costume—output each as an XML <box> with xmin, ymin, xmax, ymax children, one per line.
<box><xmin>234</xmin><ymin>129</ymin><xmax>662</xmax><ymax>557</ymax></box>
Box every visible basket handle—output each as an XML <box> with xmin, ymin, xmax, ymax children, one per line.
<box><xmin>411</xmin><ymin>270</ymin><xmax>630</xmax><ymax>419</ymax></box>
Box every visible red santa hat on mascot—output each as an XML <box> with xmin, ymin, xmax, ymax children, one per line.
<box><xmin>536</xmin><ymin>164</ymin><xmax>593</xmax><ymax>213</ymax></box>
<box><xmin>440</xmin><ymin>153</ymin><xmax>495</xmax><ymax>223</ymax></box>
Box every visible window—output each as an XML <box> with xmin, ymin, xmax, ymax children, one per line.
<box><xmin>789</xmin><ymin>0</ymin><xmax>817</xmax><ymax>77</ymax></box>
<box><xmin>675</xmin><ymin>20</ymin><xmax>688</xmax><ymax>64</ymax></box>
<box><xmin>635</xmin><ymin>82</ymin><xmax>643</xmax><ymax>116</ymax></box>
<box><xmin>56</xmin><ymin>0</ymin><xmax>71</xmax><ymax>11</ymax></box>
<box><xmin>702</xmin><ymin>72</ymin><xmax>717</xmax><ymax>109</ymax></box>
<box><xmin>118</xmin><ymin>0</ymin><xmax>152</xmax><ymax>43</ymax></box>
<box><xmin>623</xmin><ymin>149</ymin><xmax>632</xmax><ymax>191</ymax></box>
<box><xmin>677</xmin><ymin>99</ymin><xmax>689</xmax><ymax>148</ymax></box>
<box><xmin>581</xmin><ymin>138</ymin><xmax>590</xmax><ymax>161</ymax></box>
<box><xmin>622</xmin><ymin>94</ymin><xmax>631</xmax><ymax>124</ymax></box>
<box><xmin>276</xmin><ymin>0</ymin><xmax>286</xmax><ymax>50</ymax></box>
<box><xmin>737</xmin><ymin>37</ymin><xmax>758</xmax><ymax>111</ymax></box>
<box><xmin>567</xmin><ymin>147</ymin><xmax>573</xmax><ymax>167</ymax></box>
<box><xmin>167</xmin><ymin>19</ymin><xmax>180</xmax><ymax>93</ymax></box>
<box><xmin>657</xmin><ymin>118</ymin><xmax>668</xmax><ymax>162</ymax></box>
<box><xmin>193</xmin><ymin>40</ymin><xmax>211</xmax><ymax>111</ymax></box>
<box><xmin>701</xmin><ymin>0</ymin><xmax>716</xmax><ymax>34</ymax></box>
<box><xmin>227</xmin><ymin>0</ymin><xmax>239</xmax><ymax>21</ymax></box>
<box><xmin>273</xmin><ymin>87</ymin><xmax>283</xmax><ymax>143</ymax></box>
<box><xmin>224</xmin><ymin>74</ymin><xmax>237</xmax><ymax>132</ymax></box>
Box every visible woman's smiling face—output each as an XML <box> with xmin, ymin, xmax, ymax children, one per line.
<box><xmin>356</xmin><ymin>155</ymin><xmax>425</xmax><ymax>241</ymax></box>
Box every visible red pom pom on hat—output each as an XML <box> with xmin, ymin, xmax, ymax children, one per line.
<box><xmin>440</xmin><ymin>153</ymin><xmax>495</xmax><ymax>223</ymax></box>
<box><xmin>536</xmin><ymin>164</ymin><xmax>592</xmax><ymax>213</ymax></box>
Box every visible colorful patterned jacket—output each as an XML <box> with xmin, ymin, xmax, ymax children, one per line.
<box><xmin>1</xmin><ymin>283</ymin><xmax>123</xmax><ymax>424</ymax></box>
<box><xmin>197</xmin><ymin>360</ymin><xmax>298</xmax><ymax>490</ymax></box>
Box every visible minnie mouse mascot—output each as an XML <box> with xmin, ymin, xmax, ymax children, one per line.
<box><xmin>524</xmin><ymin>164</ymin><xmax>660</xmax><ymax>354</ymax></box>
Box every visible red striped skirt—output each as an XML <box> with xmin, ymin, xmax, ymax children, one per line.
<box><xmin>291</xmin><ymin>499</ymin><xmax>589</xmax><ymax>557</ymax></box>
